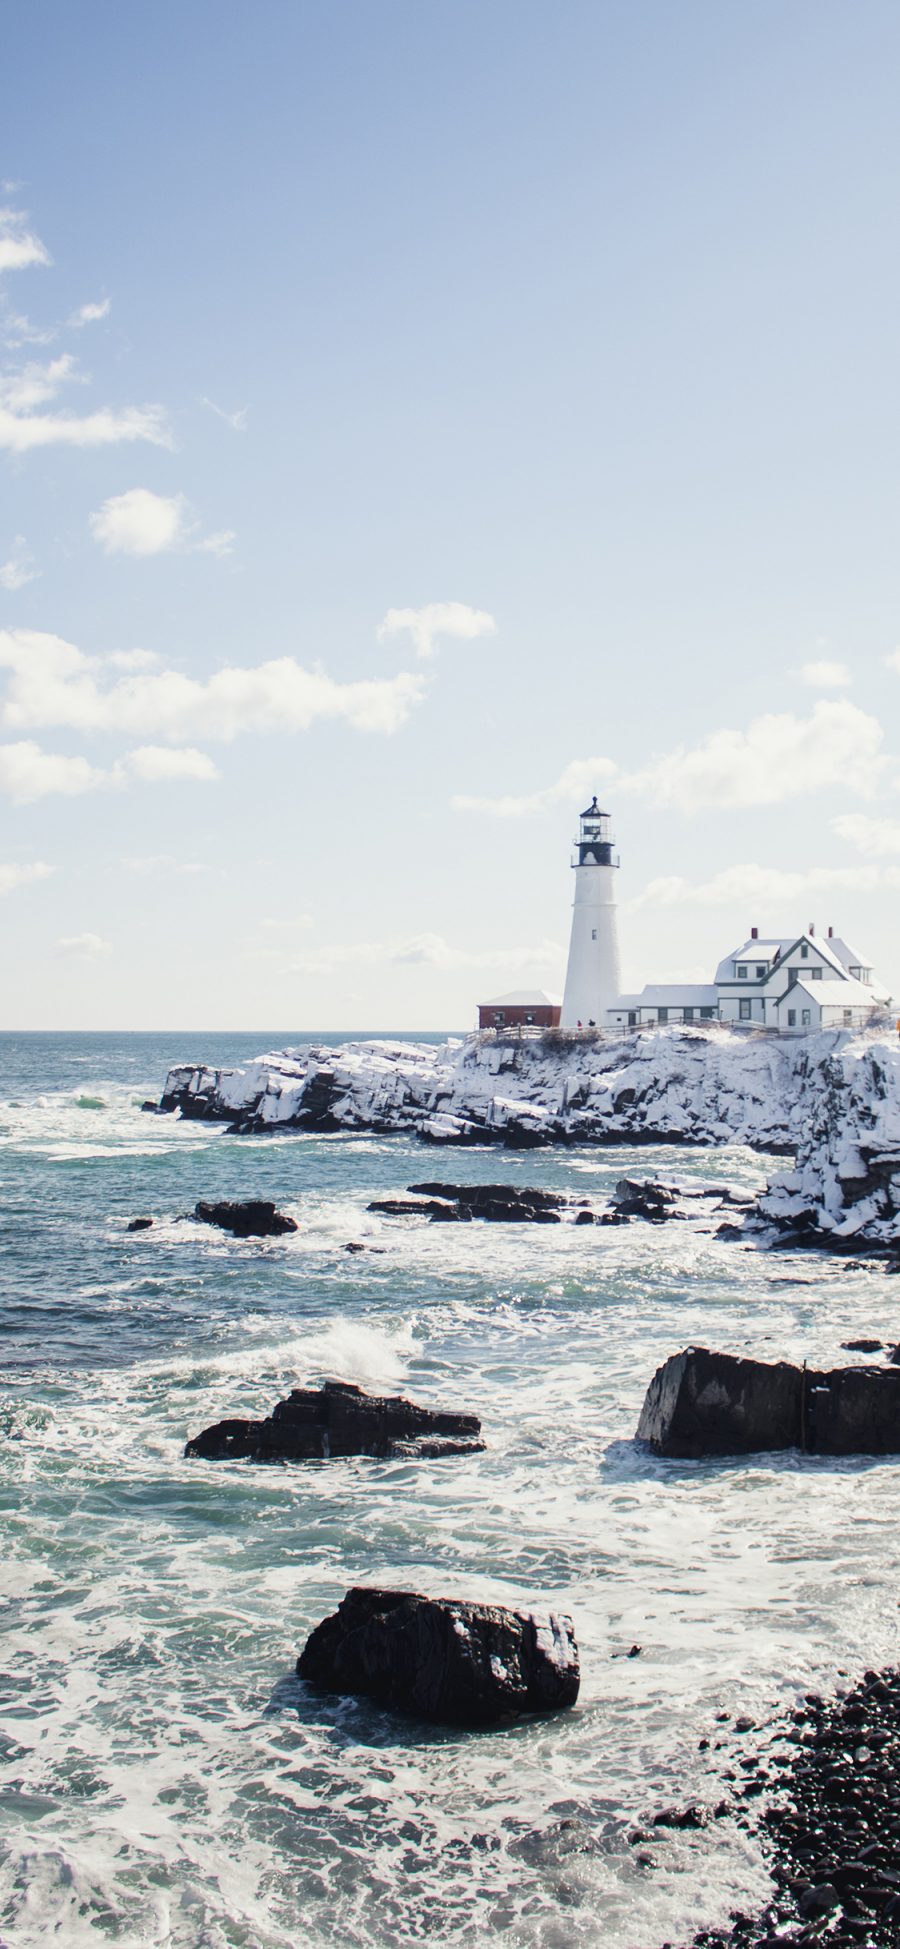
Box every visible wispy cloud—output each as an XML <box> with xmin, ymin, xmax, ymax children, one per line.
<box><xmin>629</xmin><ymin>861</ymin><xmax>900</xmax><ymax>911</ymax></box>
<box><xmin>0</xmin><ymin>741</ymin><xmax>112</xmax><ymax>803</ymax></box>
<box><xmin>201</xmin><ymin>396</ymin><xmax>248</xmax><ymax>431</ymax></box>
<box><xmin>886</xmin><ymin>648</ymin><xmax>900</xmax><ymax>676</ymax></box>
<box><xmin>56</xmin><ymin>931</ymin><xmax>111</xmax><ymax>957</ymax></box>
<box><xmin>0</xmin><ymin>535</ymin><xmax>37</xmax><ymax>591</ymax></box>
<box><xmin>832</xmin><ymin>812</ymin><xmax>900</xmax><ymax>857</ymax></box>
<box><xmin>377</xmin><ymin>601</ymin><xmax>496</xmax><ymax>660</ymax></box>
<box><xmin>70</xmin><ymin>299</ymin><xmax>110</xmax><ymax>327</ymax></box>
<box><xmin>288</xmin><ymin>932</ymin><xmax>563</xmax><ymax>977</ymax></box>
<box><xmin>456</xmin><ymin>701</ymin><xmax>888</xmax><ymax>818</ymax></box>
<box><xmin>127</xmin><ymin>744</ymin><xmax>219</xmax><ymax>782</ymax></box>
<box><xmin>90</xmin><ymin>487</ymin><xmax>234</xmax><ymax>559</ymax></box>
<box><xmin>0</xmin><ymin>207</ymin><xmax>50</xmax><ymax>276</ymax></box>
<box><xmin>454</xmin><ymin>757</ymin><xmax>617</xmax><ymax>818</ymax></box>
<box><xmin>798</xmin><ymin>659</ymin><xmax>852</xmax><ymax>689</ymax></box>
<box><xmin>0</xmin><ymin>859</ymin><xmax>53</xmax><ymax>896</ymax></box>
<box><xmin>0</xmin><ymin>351</ymin><xmax>169</xmax><ymax>453</ymax></box>
<box><xmin>0</xmin><ymin>628</ymin><xmax>427</xmax><ymax>743</ymax></box>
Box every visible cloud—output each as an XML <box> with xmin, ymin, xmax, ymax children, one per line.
<box><xmin>0</xmin><ymin>352</ymin><xmax>169</xmax><ymax>453</ymax></box>
<box><xmin>106</xmin><ymin>648</ymin><xmax>159</xmax><ymax>672</ymax></box>
<box><xmin>0</xmin><ymin>628</ymin><xmax>426</xmax><ymax>742</ymax></box>
<box><xmin>887</xmin><ymin>649</ymin><xmax>900</xmax><ymax>676</ymax></box>
<box><xmin>126</xmin><ymin>744</ymin><xmax>219</xmax><ymax>782</ymax></box>
<box><xmin>377</xmin><ymin>601</ymin><xmax>496</xmax><ymax>660</ymax></box>
<box><xmin>70</xmin><ymin>299</ymin><xmax>110</xmax><ymax>326</ymax></box>
<box><xmin>0</xmin><ymin>208</ymin><xmax>50</xmax><ymax>275</ymax></box>
<box><xmin>629</xmin><ymin>861</ymin><xmax>900</xmax><ymax>912</ymax></box>
<box><xmin>56</xmin><ymin>931</ymin><xmax>111</xmax><ymax>957</ymax></box>
<box><xmin>457</xmin><ymin>702</ymin><xmax>887</xmax><ymax>818</ymax></box>
<box><xmin>201</xmin><ymin>397</ymin><xmax>248</xmax><ymax>431</ymax></box>
<box><xmin>454</xmin><ymin>757</ymin><xmax>617</xmax><ymax>818</ymax></box>
<box><xmin>288</xmin><ymin>932</ymin><xmax>563</xmax><ymax>977</ymax></box>
<box><xmin>89</xmin><ymin>487</ymin><xmax>234</xmax><ymax>559</ymax></box>
<box><xmin>798</xmin><ymin>659</ymin><xmax>852</xmax><ymax>688</ymax></box>
<box><xmin>0</xmin><ymin>740</ymin><xmax>113</xmax><ymax>803</ymax></box>
<box><xmin>0</xmin><ymin>535</ymin><xmax>37</xmax><ymax>590</ymax></box>
<box><xmin>832</xmin><ymin>812</ymin><xmax>900</xmax><ymax>857</ymax></box>
<box><xmin>0</xmin><ymin>859</ymin><xmax>53</xmax><ymax>896</ymax></box>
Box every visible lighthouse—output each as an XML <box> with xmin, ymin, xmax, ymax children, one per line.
<box><xmin>561</xmin><ymin>798</ymin><xmax>622</xmax><ymax>1029</ymax></box>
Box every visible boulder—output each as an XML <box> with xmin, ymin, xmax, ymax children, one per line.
<box><xmin>296</xmin><ymin>1586</ymin><xmax>580</xmax><ymax>1726</ymax></box>
<box><xmin>126</xmin><ymin>1216</ymin><xmax>153</xmax><ymax>1232</ymax></box>
<box><xmin>185</xmin><ymin>1377</ymin><xmax>483</xmax><ymax>1462</ymax></box>
<box><xmin>367</xmin><ymin>1198</ymin><xmax>465</xmax><ymax>1219</ymax></box>
<box><xmin>611</xmin><ymin>1177</ymin><xmax>679</xmax><ymax>1222</ymax></box>
<box><xmin>192</xmin><ymin>1199</ymin><xmax>298</xmax><ymax>1238</ymax></box>
<box><xmin>637</xmin><ymin>1346</ymin><xmax>900</xmax><ymax>1458</ymax></box>
<box><xmin>409</xmin><ymin>1182</ymin><xmax>571</xmax><ymax>1210</ymax></box>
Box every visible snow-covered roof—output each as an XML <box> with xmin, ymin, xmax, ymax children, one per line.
<box><xmin>480</xmin><ymin>989</ymin><xmax>562</xmax><ymax>1007</ymax></box>
<box><xmin>790</xmin><ymin>977</ymin><xmax>878</xmax><ymax>1008</ymax></box>
<box><xmin>715</xmin><ymin>939</ymin><xmax>787</xmax><ymax>981</ymax></box>
<box><xmin>630</xmin><ymin>983</ymin><xmax>719</xmax><ymax>1007</ymax></box>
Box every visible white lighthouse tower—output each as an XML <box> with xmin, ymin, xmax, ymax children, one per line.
<box><xmin>561</xmin><ymin>798</ymin><xmax>622</xmax><ymax>1029</ymax></box>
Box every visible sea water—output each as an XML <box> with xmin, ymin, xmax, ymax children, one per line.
<box><xmin>2</xmin><ymin>1031</ymin><xmax>899</xmax><ymax>1949</ymax></box>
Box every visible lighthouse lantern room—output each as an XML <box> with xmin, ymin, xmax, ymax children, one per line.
<box><xmin>561</xmin><ymin>797</ymin><xmax>622</xmax><ymax>1028</ymax></box>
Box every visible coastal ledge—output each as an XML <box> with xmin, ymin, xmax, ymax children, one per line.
<box><xmin>156</xmin><ymin>1025</ymin><xmax>900</xmax><ymax>1255</ymax></box>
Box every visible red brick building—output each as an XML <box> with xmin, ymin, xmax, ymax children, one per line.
<box><xmin>477</xmin><ymin>989</ymin><xmax>561</xmax><ymax>1030</ymax></box>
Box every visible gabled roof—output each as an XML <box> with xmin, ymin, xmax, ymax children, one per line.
<box><xmin>784</xmin><ymin>976</ymin><xmax>878</xmax><ymax>1008</ymax></box>
<box><xmin>626</xmin><ymin>983</ymin><xmax>719</xmax><ymax>1008</ymax></box>
<box><xmin>480</xmin><ymin>989</ymin><xmax>562</xmax><ymax>1008</ymax></box>
<box><xmin>714</xmin><ymin>938</ymin><xmax>789</xmax><ymax>982</ymax></box>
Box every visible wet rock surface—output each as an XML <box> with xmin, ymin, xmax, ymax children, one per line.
<box><xmin>638</xmin><ymin>1346</ymin><xmax>900</xmax><ymax>1458</ymax></box>
<box><xmin>296</xmin><ymin>1585</ymin><xmax>580</xmax><ymax>1726</ymax></box>
<box><xmin>369</xmin><ymin>1182</ymin><xmax>585</xmax><ymax>1223</ymax></box>
<box><xmin>185</xmin><ymin>1378</ymin><xmax>483</xmax><ymax>1463</ymax></box>
<box><xmin>126</xmin><ymin>1216</ymin><xmax>153</xmax><ymax>1232</ymax></box>
<box><xmin>682</xmin><ymin>1666</ymin><xmax>900</xmax><ymax>1948</ymax></box>
<box><xmin>192</xmin><ymin>1199</ymin><xmax>298</xmax><ymax>1238</ymax></box>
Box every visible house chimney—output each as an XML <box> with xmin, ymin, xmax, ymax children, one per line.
<box><xmin>828</xmin><ymin>925</ymin><xmax>833</xmax><ymax>938</ymax></box>
<box><xmin>751</xmin><ymin>926</ymin><xmax>758</xmax><ymax>939</ymax></box>
<box><xmin>809</xmin><ymin>923</ymin><xmax>815</xmax><ymax>936</ymax></box>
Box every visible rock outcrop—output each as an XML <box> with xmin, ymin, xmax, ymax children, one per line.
<box><xmin>296</xmin><ymin>1586</ymin><xmax>580</xmax><ymax>1726</ymax></box>
<box><xmin>192</xmin><ymin>1199</ymin><xmax>298</xmax><ymax>1238</ymax></box>
<box><xmin>369</xmin><ymin>1182</ymin><xmax>583</xmax><ymax>1224</ymax></box>
<box><xmin>637</xmin><ymin>1346</ymin><xmax>900</xmax><ymax>1458</ymax></box>
<box><xmin>185</xmin><ymin>1377</ymin><xmax>483</xmax><ymax>1462</ymax></box>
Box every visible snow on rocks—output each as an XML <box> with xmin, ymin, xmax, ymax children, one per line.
<box><xmin>157</xmin><ymin>1026</ymin><xmax>900</xmax><ymax>1253</ymax></box>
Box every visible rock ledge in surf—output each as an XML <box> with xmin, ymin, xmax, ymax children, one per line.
<box><xmin>297</xmin><ymin>1586</ymin><xmax>580</xmax><ymax>1726</ymax></box>
<box><xmin>637</xmin><ymin>1345</ymin><xmax>900</xmax><ymax>1458</ymax></box>
<box><xmin>193</xmin><ymin>1199</ymin><xmax>298</xmax><ymax>1238</ymax></box>
<box><xmin>185</xmin><ymin>1378</ymin><xmax>483</xmax><ymax>1463</ymax></box>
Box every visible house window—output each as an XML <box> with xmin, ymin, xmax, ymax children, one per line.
<box><xmin>788</xmin><ymin>968</ymin><xmax>798</xmax><ymax>987</ymax></box>
<box><xmin>739</xmin><ymin>998</ymin><xmax>751</xmax><ymax>1020</ymax></box>
<box><xmin>493</xmin><ymin>1012</ymin><xmax>505</xmax><ymax>1025</ymax></box>
<box><xmin>810</xmin><ymin>967</ymin><xmax>822</xmax><ymax>980</ymax></box>
<box><xmin>787</xmin><ymin>1008</ymin><xmax>797</xmax><ymax>1027</ymax></box>
<box><xmin>843</xmin><ymin>1008</ymin><xmax>853</xmax><ymax>1026</ymax></box>
<box><xmin>628</xmin><ymin>1011</ymin><xmax>636</xmax><ymax>1027</ymax></box>
<box><xmin>801</xmin><ymin>1008</ymin><xmax>811</xmax><ymax>1026</ymax></box>
<box><xmin>700</xmin><ymin>1007</ymin><xmax>715</xmax><ymax>1019</ymax></box>
<box><xmin>801</xmin><ymin>941</ymin><xmax>809</xmax><ymax>957</ymax></box>
<box><xmin>658</xmin><ymin>1008</ymin><xmax>668</xmax><ymax>1024</ymax></box>
<box><xmin>683</xmin><ymin>1007</ymin><xmax>694</xmax><ymax>1022</ymax></box>
<box><xmin>737</xmin><ymin>965</ymin><xmax>748</xmax><ymax>979</ymax></box>
<box><xmin>525</xmin><ymin>1013</ymin><xmax>534</xmax><ymax>1024</ymax></box>
<box><xmin>591</xmin><ymin>928</ymin><xmax>598</xmax><ymax>940</ymax></box>
<box><xmin>755</xmin><ymin>965</ymin><xmax>765</xmax><ymax>978</ymax></box>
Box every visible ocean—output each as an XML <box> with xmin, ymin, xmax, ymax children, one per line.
<box><xmin>2</xmin><ymin>1030</ymin><xmax>899</xmax><ymax>1949</ymax></box>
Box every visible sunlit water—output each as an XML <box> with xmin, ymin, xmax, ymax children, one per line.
<box><xmin>1</xmin><ymin>1031</ymin><xmax>899</xmax><ymax>1949</ymax></box>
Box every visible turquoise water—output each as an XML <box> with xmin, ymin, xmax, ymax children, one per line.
<box><xmin>2</xmin><ymin>1032</ymin><xmax>900</xmax><ymax>1948</ymax></box>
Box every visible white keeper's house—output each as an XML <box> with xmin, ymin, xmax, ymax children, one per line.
<box><xmin>607</xmin><ymin>926</ymin><xmax>892</xmax><ymax>1033</ymax></box>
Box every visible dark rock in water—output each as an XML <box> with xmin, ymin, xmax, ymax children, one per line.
<box><xmin>367</xmin><ymin>1197</ymin><xmax>465</xmax><ymax>1219</ymax></box>
<box><xmin>140</xmin><ymin>1100</ymin><xmax>169</xmax><ymax>1114</ymax></box>
<box><xmin>193</xmin><ymin>1199</ymin><xmax>298</xmax><ymax>1238</ymax></box>
<box><xmin>410</xmin><ymin>1182</ymin><xmax>571</xmax><ymax>1210</ymax></box>
<box><xmin>841</xmin><ymin>1338</ymin><xmax>883</xmax><ymax>1353</ymax></box>
<box><xmin>185</xmin><ymin>1377</ymin><xmax>483</xmax><ymax>1463</ymax></box>
<box><xmin>126</xmin><ymin>1216</ymin><xmax>153</xmax><ymax>1232</ymax></box>
<box><xmin>296</xmin><ymin>1585</ymin><xmax>579</xmax><ymax>1726</ymax></box>
<box><xmin>369</xmin><ymin>1183</ymin><xmax>576</xmax><ymax>1224</ymax></box>
<box><xmin>611</xmin><ymin>1177</ymin><xmax>679</xmax><ymax>1222</ymax></box>
<box><xmin>637</xmin><ymin>1345</ymin><xmax>900</xmax><ymax>1458</ymax></box>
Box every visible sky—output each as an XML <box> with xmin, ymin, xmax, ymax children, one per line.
<box><xmin>1</xmin><ymin>0</ymin><xmax>900</xmax><ymax>1030</ymax></box>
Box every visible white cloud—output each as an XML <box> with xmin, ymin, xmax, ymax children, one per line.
<box><xmin>832</xmin><ymin>812</ymin><xmax>900</xmax><ymax>857</ymax></box>
<box><xmin>0</xmin><ymin>208</ymin><xmax>50</xmax><ymax>275</ymax></box>
<box><xmin>56</xmin><ymin>932</ymin><xmax>111</xmax><ymax>957</ymax></box>
<box><xmin>0</xmin><ymin>535</ymin><xmax>37</xmax><ymax>590</ymax></box>
<box><xmin>0</xmin><ymin>352</ymin><xmax>169</xmax><ymax>453</ymax></box>
<box><xmin>886</xmin><ymin>648</ymin><xmax>900</xmax><ymax>676</ymax></box>
<box><xmin>629</xmin><ymin>861</ymin><xmax>900</xmax><ymax>912</ymax></box>
<box><xmin>377</xmin><ymin>601</ymin><xmax>496</xmax><ymax>660</ymax></box>
<box><xmin>126</xmin><ymin>744</ymin><xmax>219</xmax><ymax>782</ymax></box>
<box><xmin>288</xmin><ymin>932</ymin><xmax>563</xmax><ymax>977</ymax></box>
<box><xmin>89</xmin><ymin>488</ymin><xmax>234</xmax><ymax>559</ymax></box>
<box><xmin>90</xmin><ymin>488</ymin><xmax>185</xmax><ymax>556</ymax></box>
<box><xmin>0</xmin><ymin>628</ymin><xmax>426</xmax><ymax>742</ymax></box>
<box><xmin>798</xmin><ymin>659</ymin><xmax>852</xmax><ymax>688</ymax></box>
<box><xmin>0</xmin><ymin>859</ymin><xmax>53</xmax><ymax>896</ymax></box>
<box><xmin>456</xmin><ymin>702</ymin><xmax>887</xmax><ymax>819</ymax></box>
<box><xmin>0</xmin><ymin>740</ymin><xmax>113</xmax><ymax>804</ymax></box>
<box><xmin>71</xmin><ymin>299</ymin><xmax>110</xmax><ymax>326</ymax></box>
<box><xmin>106</xmin><ymin>648</ymin><xmax>159</xmax><ymax>672</ymax></box>
<box><xmin>454</xmin><ymin>757</ymin><xmax>617</xmax><ymax>818</ymax></box>
<box><xmin>201</xmin><ymin>397</ymin><xmax>248</xmax><ymax>431</ymax></box>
